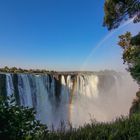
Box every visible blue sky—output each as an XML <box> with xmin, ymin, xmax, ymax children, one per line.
<box><xmin>0</xmin><ymin>0</ymin><xmax>139</xmax><ymax>71</ymax></box>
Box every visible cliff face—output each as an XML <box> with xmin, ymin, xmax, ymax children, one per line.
<box><xmin>0</xmin><ymin>72</ymin><xmax>138</xmax><ymax>128</ymax></box>
<box><xmin>0</xmin><ymin>74</ymin><xmax>6</xmax><ymax>99</ymax></box>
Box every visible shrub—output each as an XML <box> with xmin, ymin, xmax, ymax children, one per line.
<box><xmin>0</xmin><ymin>96</ymin><xmax>48</xmax><ymax>140</ymax></box>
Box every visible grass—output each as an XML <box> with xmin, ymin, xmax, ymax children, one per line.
<box><xmin>38</xmin><ymin>113</ymin><xmax>140</xmax><ymax>140</ymax></box>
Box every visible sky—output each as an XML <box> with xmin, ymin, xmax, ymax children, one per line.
<box><xmin>0</xmin><ymin>0</ymin><xmax>139</xmax><ymax>71</ymax></box>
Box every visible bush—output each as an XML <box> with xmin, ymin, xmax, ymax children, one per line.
<box><xmin>0</xmin><ymin>96</ymin><xmax>48</xmax><ymax>140</ymax></box>
<box><xmin>43</xmin><ymin>114</ymin><xmax>140</xmax><ymax>140</ymax></box>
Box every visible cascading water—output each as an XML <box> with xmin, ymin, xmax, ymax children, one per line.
<box><xmin>0</xmin><ymin>71</ymin><xmax>138</xmax><ymax>129</ymax></box>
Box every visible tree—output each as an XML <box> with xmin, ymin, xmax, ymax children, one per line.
<box><xmin>103</xmin><ymin>0</ymin><xmax>140</xmax><ymax>84</ymax></box>
<box><xmin>118</xmin><ymin>32</ymin><xmax>140</xmax><ymax>115</ymax></box>
<box><xmin>118</xmin><ymin>32</ymin><xmax>140</xmax><ymax>84</ymax></box>
<box><xmin>0</xmin><ymin>96</ymin><xmax>48</xmax><ymax>140</ymax></box>
<box><xmin>103</xmin><ymin>0</ymin><xmax>140</xmax><ymax>30</ymax></box>
<box><xmin>103</xmin><ymin>0</ymin><xmax>140</xmax><ymax>115</ymax></box>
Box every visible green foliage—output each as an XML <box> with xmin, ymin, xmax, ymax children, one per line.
<box><xmin>0</xmin><ymin>66</ymin><xmax>52</xmax><ymax>74</ymax></box>
<box><xmin>130</xmin><ymin>91</ymin><xmax>140</xmax><ymax>115</ymax></box>
<box><xmin>103</xmin><ymin>0</ymin><xmax>140</xmax><ymax>84</ymax></box>
<box><xmin>0</xmin><ymin>96</ymin><xmax>48</xmax><ymax>140</ymax></box>
<box><xmin>131</xmin><ymin>32</ymin><xmax>140</xmax><ymax>45</ymax></box>
<box><xmin>103</xmin><ymin>0</ymin><xmax>140</xmax><ymax>30</ymax></box>
<box><xmin>41</xmin><ymin>114</ymin><xmax>140</xmax><ymax>140</ymax></box>
<box><xmin>103</xmin><ymin>0</ymin><xmax>140</xmax><ymax>118</ymax></box>
<box><xmin>118</xmin><ymin>32</ymin><xmax>140</xmax><ymax>115</ymax></box>
<box><xmin>118</xmin><ymin>32</ymin><xmax>140</xmax><ymax>84</ymax></box>
<box><xmin>1</xmin><ymin>95</ymin><xmax>140</xmax><ymax>140</ymax></box>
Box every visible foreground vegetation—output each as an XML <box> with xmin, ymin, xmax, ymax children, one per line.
<box><xmin>0</xmin><ymin>96</ymin><xmax>48</xmax><ymax>140</ymax></box>
<box><xmin>104</xmin><ymin>0</ymin><xmax>140</xmax><ymax>115</ymax></box>
<box><xmin>46</xmin><ymin>114</ymin><xmax>140</xmax><ymax>140</ymax></box>
<box><xmin>1</xmin><ymin>95</ymin><xmax>140</xmax><ymax>140</ymax></box>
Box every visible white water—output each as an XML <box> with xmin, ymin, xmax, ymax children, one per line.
<box><xmin>6</xmin><ymin>74</ymin><xmax>14</xmax><ymax>97</ymax></box>
<box><xmin>2</xmin><ymin>72</ymin><xmax>138</xmax><ymax>129</ymax></box>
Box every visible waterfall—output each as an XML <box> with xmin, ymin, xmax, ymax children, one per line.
<box><xmin>6</xmin><ymin>74</ymin><xmax>14</xmax><ymax>97</ymax></box>
<box><xmin>0</xmin><ymin>72</ymin><xmax>138</xmax><ymax>128</ymax></box>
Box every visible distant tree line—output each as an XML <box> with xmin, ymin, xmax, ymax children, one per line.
<box><xmin>0</xmin><ymin>66</ymin><xmax>56</xmax><ymax>74</ymax></box>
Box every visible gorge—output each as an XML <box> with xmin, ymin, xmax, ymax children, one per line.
<box><xmin>0</xmin><ymin>71</ymin><xmax>138</xmax><ymax>129</ymax></box>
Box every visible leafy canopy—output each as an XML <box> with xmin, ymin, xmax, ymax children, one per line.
<box><xmin>103</xmin><ymin>0</ymin><xmax>140</xmax><ymax>115</ymax></box>
<box><xmin>118</xmin><ymin>32</ymin><xmax>140</xmax><ymax>84</ymax></box>
<box><xmin>103</xmin><ymin>0</ymin><xmax>140</xmax><ymax>30</ymax></box>
<box><xmin>103</xmin><ymin>0</ymin><xmax>140</xmax><ymax>84</ymax></box>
